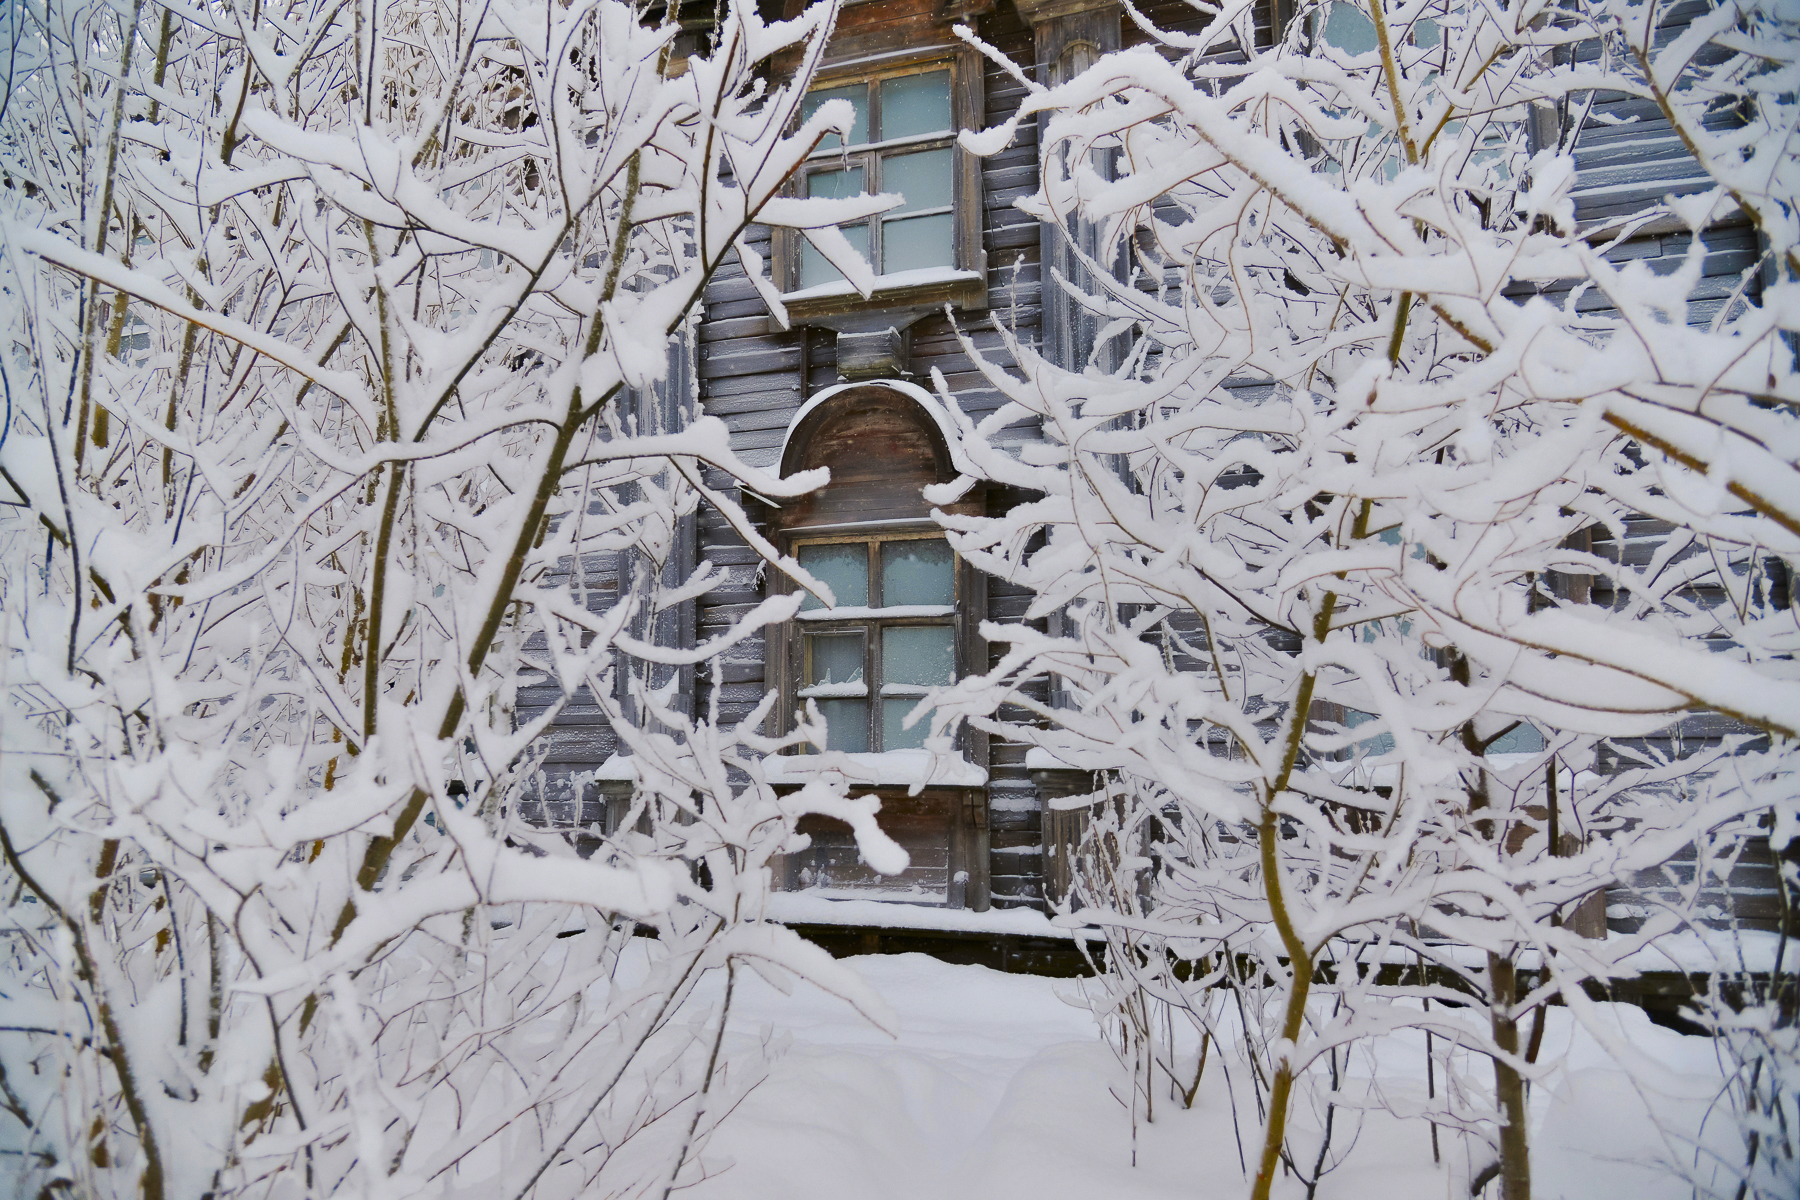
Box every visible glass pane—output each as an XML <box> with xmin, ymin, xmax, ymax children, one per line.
<box><xmin>802</xmin><ymin>83</ymin><xmax>869</xmax><ymax>150</ymax></box>
<box><xmin>1486</xmin><ymin>722</ymin><xmax>1547</xmax><ymax>754</ymax></box>
<box><xmin>796</xmin><ymin>542</ymin><xmax>868</xmax><ymax>609</ymax></box>
<box><xmin>1320</xmin><ymin>3</ymin><xmax>1377</xmax><ymax>54</ymax></box>
<box><xmin>881</xmin><ymin>539</ymin><xmax>954</xmax><ymax>607</ymax></box>
<box><xmin>805</xmin><ymin>631</ymin><xmax>865</xmax><ymax>689</ymax></box>
<box><xmin>881</xmin><ymin>147</ymin><xmax>953</xmax><ymax>215</ymax></box>
<box><xmin>807</xmin><ymin>165</ymin><xmax>864</xmax><ymax>201</ymax></box>
<box><xmin>799</xmin><ymin>220</ymin><xmax>869</xmax><ymax>290</ymax></box>
<box><xmin>882</xmin><ymin>625</ymin><xmax>955</xmax><ymax>688</ymax></box>
<box><xmin>880</xmin><ymin>212</ymin><xmax>954</xmax><ymax>275</ymax></box>
<box><xmin>817</xmin><ymin>698</ymin><xmax>870</xmax><ymax>753</ymax></box>
<box><xmin>883</xmin><ymin>698</ymin><xmax>930</xmax><ymax>750</ymax></box>
<box><xmin>880</xmin><ymin>71</ymin><xmax>951</xmax><ymax>140</ymax></box>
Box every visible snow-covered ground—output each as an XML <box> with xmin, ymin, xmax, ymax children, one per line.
<box><xmin>684</xmin><ymin>952</ymin><xmax>1737</xmax><ymax>1200</ymax></box>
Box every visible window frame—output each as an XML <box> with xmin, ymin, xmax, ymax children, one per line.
<box><xmin>755</xmin><ymin>380</ymin><xmax>993</xmax><ymax>908</ymax></box>
<box><xmin>795</xmin><ymin>73</ymin><xmax>958</xmax><ymax>286</ymax></box>
<box><xmin>783</xmin><ymin>527</ymin><xmax>962</xmax><ymax>755</ymax></box>
<box><xmin>775</xmin><ymin>49</ymin><xmax>987</xmax><ymax>319</ymax></box>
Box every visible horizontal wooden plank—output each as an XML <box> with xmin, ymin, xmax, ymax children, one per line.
<box><xmin>699</xmin><ymin>343</ymin><xmax>802</xmax><ymax>379</ymax></box>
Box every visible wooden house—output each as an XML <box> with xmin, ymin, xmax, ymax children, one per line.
<box><xmin>525</xmin><ymin>0</ymin><xmax>1789</xmax><ymax>965</ymax></box>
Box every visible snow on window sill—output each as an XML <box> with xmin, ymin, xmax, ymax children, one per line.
<box><xmin>797</xmin><ymin>682</ymin><xmax>868</xmax><ymax>698</ymax></box>
<box><xmin>784</xmin><ymin>266</ymin><xmax>986</xmax><ymax>305</ymax></box>
<box><xmin>764</xmin><ymin>892</ymin><xmax>1096</xmax><ymax>937</ymax></box>
<box><xmin>764</xmin><ymin>748</ymin><xmax>986</xmax><ymax>787</ymax></box>
<box><xmin>797</xmin><ymin>604</ymin><xmax>953</xmax><ymax>621</ymax></box>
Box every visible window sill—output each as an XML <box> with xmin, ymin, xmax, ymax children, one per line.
<box><xmin>797</xmin><ymin>604</ymin><xmax>953</xmax><ymax>621</ymax></box>
<box><xmin>763</xmin><ymin>893</ymin><xmax>1085</xmax><ymax>936</ymax></box>
<box><xmin>783</xmin><ymin>267</ymin><xmax>985</xmax><ymax>329</ymax></box>
<box><xmin>765</xmin><ymin>748</ymin><xmax>987</xmax><ymax>788</ymax></box>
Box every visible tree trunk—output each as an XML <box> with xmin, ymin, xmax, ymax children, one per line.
<box><xmin>1488</xmin><ymin>952</ymin><xmax>1531</xmax><ymax>1200</ymax></box>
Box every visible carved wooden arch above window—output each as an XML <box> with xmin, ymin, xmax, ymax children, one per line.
<box><xmin>775</xmin><ymin>383</ymin><xmax>980</xmax><ymax>530</ymax></box>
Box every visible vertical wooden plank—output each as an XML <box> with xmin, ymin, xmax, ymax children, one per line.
<box><xmin>1033</xmin><ymin>767</ymin><xmax>1096</xmax><ymax>908</ymax></box>
<box><xmin>965</xmin><ymin>788</ymin><xmax>991</xmax><ymax>911</ymax></box>
<box><xmin>959</xmin><ymin>554</ymin><xmax>992</xmax><ymax>910</ymax></box>
<box><xmin>766</xmin><ymin>554</ymin><xmax>791</xmax><ymax>738</ymax></box>
<box><xmin>617</xmin><ymin>323</ymin><xmax>700</xmax><ymax>733</ymax></box>
<box><xmin>947</xmin><ymin>798</ymin><xmax>969</xmax><ymax>908</ymax></box>
<box><xmin>955</xmin><ymin>41</ymin><xmax>989</xmax><ymax>303</ymax></box>
<box><xmin>1024</xmin><ymin>1</ymin><xmax>1123</xmax><ymax>374</ymax></box>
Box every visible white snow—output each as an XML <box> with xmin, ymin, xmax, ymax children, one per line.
<box><xmin>764</xmin><ymin>893</ymin><xmax>1089</xmax><ymax>936</ymax></box>
<box><xmin>1612</xmin><ymin>928</ymin><xmax>1800</xmax><ymax>975</ymax></box>
<box><xmin>797</xmin><ymin>681</ymin><xmax>870</xmax><ymax>698</ymax></box>
<box><xmin>587</xmin><ymin>753</ymin><xmax>637</xmax><ymax>782</ymax></box>
<box><xmin>798</xmin><ymin>604</ymin><xmax>955</xmax><ymax>620</ymax></box>
<box><xmin>680</xmin><ymin>951</ymin><xmax>1742</xmax><ymax>1200</ymax></box>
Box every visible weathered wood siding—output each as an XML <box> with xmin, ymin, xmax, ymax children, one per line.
<box><xmin>1567</xmin><ymin>0</ymin><xmax>1731</xmax><ymax>229</ymax></box>
<box><xmin>1561</xmin><ymin>3</ymin><xmax>1778</xmax><ymax>932</ymax></box>
<box><xmin>691</xmin><ymin>0</ymin><xmax>1051</xmax><ymax>905</ymax></box>
<box><xmin>515</xmin><ymin>549</ymin><xmax>621</xmax><ymax>833</ymax></box>
<box><xmin>532</xmin><ymin>0</ymin><xmax>1779</xmax><ymax>928</ymax></box>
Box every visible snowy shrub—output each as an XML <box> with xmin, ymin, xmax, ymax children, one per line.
<box><xmin>929</xmin><ymin>0</ymin><xmax>1800</xmax><ymax>1197</ymax></box>
<box><xmin>0</xmin><ymin>0</ymin><xmax>905</xmax><ymax>1196</ymax></box>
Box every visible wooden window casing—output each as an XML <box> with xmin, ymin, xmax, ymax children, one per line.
<box><xmin>773</xmin><ymin>50</ymin><xmax>988</xmax><ymax>321</ymax></box>
<box><xmin>767</xmin><ymin>387</ymin><xmax>987</xmax><ymax>752</ymax></box>
<box><xmin>789</xmin><ymin>529</ymin><xmax>959</xmax><ymax>754</ymax></box>
<box><xmin>761</xmin><ymin>385</ymin><xmax>991</xmax><ymax>907</ymax></box>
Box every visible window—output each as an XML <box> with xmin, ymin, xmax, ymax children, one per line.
<box><xmin>758</xmin><ymin>383</ymin><xmax>991</xmax><ymax>907</ymax></box>
<box><xmin>778</xmin><ymin>59</ymin><xmax>985</xmax><ymax>316</ymax></box>
<box><xmin>763</xmin><ymin>382</ymin><xmax>988</xmax><ymax>761</ymax></box>
<box><xmin>793</xmin><ymin>533</ymin><xmax>958</xmax><ymax>752</ymax></box>
<box><xmin>797</xmin><ymin>70</ymin><xmax>958</xmax><ymax>289</ymax></box>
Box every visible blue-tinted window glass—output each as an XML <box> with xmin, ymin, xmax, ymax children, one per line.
<box><xmin>880</xmin><ymin>71</ymin><xmax>951</xmax><ymax>140</ymax></box>
<box><xmin>881</xmin><ymin>148</ymin><xmax>953</xmax><ymax>214</ymax></box>
<box><xmin>1321</xmin><ymin>3</ymin><xmax>1377</xmax><ymax>54</ymax></box>
<box><xmin>817</xmin><ymin>698</ymin><xmax>871</xmax><ymax>752</ymax></box>
<box><xmin>805</xmin><ymin>631</ymin><xmax>865</xmax><ymax>690</ymax></box>
<box><xmin>883</xmin><ymin>698</ymin><xmax>929</xmax><ymax>750</ymax></box>
<box><xmin>804</xmin><ymin>630</ymin><xmax>869</xmax><ymax>753</ymax></box>
<box><xmin>881</xmin><ymin>213</ymin><xmax>955</xmax><ymax>274</ymax></box>
<box><xmin>1487</xmin><ymin>722</ymin><xmax>1548</xmax><ymax>754</ymax></box>
<box><xmin>881</xmin><ymin>540</ymin><xmax>954</xmax><ymax>607</ymax></box>
<box><xmin>802</xmin><ymin>84</ymin><xmax>870</xmax><ymax>150</ymax></box>
<box><xmin>882</xmin><ymin>625</ymin><xmax>954</xmax><ymax>688</ymax></box>
<box><xmin>808</xmin><ymin>166</ymin><xmax>865</xmax><ymax>201</ymax></box>
<box><xmin>796</xmin><ymin>542</ymin><xmax>869</xmax><ymax>609</ymax></box>
<box><xmin>799</xmin><ymin>220</ymin><xmax>870</xmax><ymax>290</ymax></box>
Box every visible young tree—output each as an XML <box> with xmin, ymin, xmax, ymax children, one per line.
<box><xmin>0</xmin><ymin>0</ymin><xmax>904</xmax><ymax>1196</ymax></box>
<box><xmin>931</xmin><ymin>0</ymin><xmax>1799</xmax><ymax>1196</ymax></box>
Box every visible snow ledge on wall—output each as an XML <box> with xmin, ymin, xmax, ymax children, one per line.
<box><xmin>764</xmin><ymin>892</ymin><xmax>1098</xmax><ymax>939</ymax></box>
<box><xmin>1023</xmin><ymin>747</ymin><xmax>1084</xmax><ymax>771</ymax></box>
<box><xmin>585</xmin><ymin>754</ymin><xmax>637</xmax><ymax>782</ymax></box>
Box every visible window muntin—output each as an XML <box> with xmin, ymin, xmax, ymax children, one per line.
<box><xmin>790</xmin><ymin>532</ymin><xmax>957</xmax><ymax>753</ymax></box>
<box><xmin>796</xmin><ymin>68</ymin><xmax>957</xmax><ymax>289</ymax></box>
